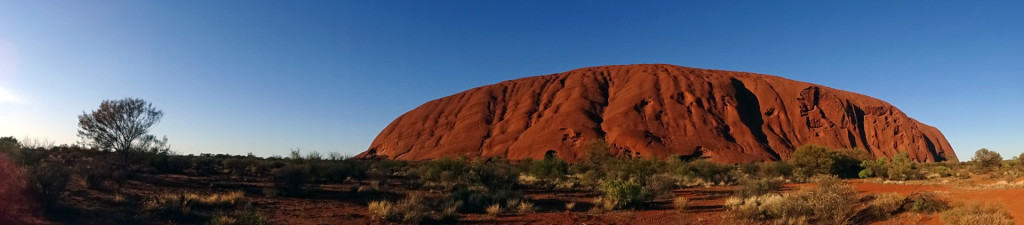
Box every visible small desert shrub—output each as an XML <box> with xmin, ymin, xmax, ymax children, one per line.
<box><xmin>207</xmin><ymin>215</ymin><xmax>236</xmax><ymax>225</ymax></box>
<box><xmin>907</xmin><ymin>192</ymin><xmax>948</xmax><ymax>213</ymax></box>
<box><xmin>438</xmin><ymin>200</ymin><xmax>462</xmax><ymax>221</ymax></box>
<box><xmin>26</xmin><ymin>161</ymin><xmax>71</xmax><ymax>207</ymax></box>
<box><xmin>601</xmin><ymin>179</ymin><xmax>650</xmax><ymax>209</ymax></box>
<box><xmin>760</xmin><ymin>161</ymin><xmax>794</xmax><ymax>178</ymax></box>
<box><xmin>144</xmin><ymin>194</ymin><xmax>194</xmax><ymax>217</ymax></box>
<box><xmin>677</xmin><ymin>159</ymin><xmax>736</xmax><ymax>185</ymax></box>
<box><xmin>830</xmin><ymin>149</ymin><xmax>871</xmax><ymax>178</ymax></box>
<box><xmin>865</xmin><ymin>193</ymin><xmax>905</xmax><ymax>220</ymax></box>
<box><xmin>416</xmin><ymin>158</ymin><xmax>470</xmax><ymax>191</ymax></box>
<box><xmin>592</xmin><ymin>197</ymin><xmax>617</xmax><ymax>211</ymax></box>
<box><xmin>192</xmin><ymin>157</ymin><xmax>221</xmax><ymax>175</ymax></box>
<box><xmin>272</xmin><ymin>165</ymin><xmax>306</xmax><ymax>194</ymax></box>
<box><xmin>565</xmin><ymin>201</ymin><xmax>576</xmax><ymax>211</ymax></box>
<box><xmin>859</xmin><ymin>151</ymin><xmax>923</xmax><ymax>180</ymax></box>
<box><xmin>673</xmin><ymin>196</ymin><xmax>689</xmax><ymax>212</ymax></box>
<box><xmin>222</xmin><ymin>158</ymin><xmax>254</xmax><ymax>177</ymax></box>
<box><xmin>527</xmin><ymin>156</ymin><xmax>569</xmax><ymax>187</ymax></box>
<box><xmin>928</xmin><ymin>165</ymin><xmax>953</xmax><ymax>178</ymax></box>
<box><xmin>942</xmin><ymin>202</ymin><xmax>1014</xmax><ymax>225</ymax></box>
<box><xmin>83</xmin><ymin>165</ymin><xmax>115</xmax><ymax>189</ymax></box>
<box><xmin>234</xmin><ymin>211</ymin><xmax>269</xmax><ymax>225</ymax></box>
<box><xmin>735</xmin><ymin>177</ymin><xmax>783</xmax><ymax>198</ymax></box>
<box><xmin>393</xmin><ymin>194</ymin><xmax>429</xmax><ymax>223</ymax></box>
<box><xmin>645</xmin><ymin>173</ymin><xmax>680</xmax><ymax>199</ymax></box>
<box><xmin>486</xmin><ymin>204</ymin><xmax>502</xmax><ymax>216</ymax></box>
<box><xmin>725</xmin><ymin>194</ymin><xmax>784</xmax><ymax>221</ymax></box>
<box><xmin>788</xmin><ymin>145</ymin><xmax>835</xmax><ymax>179</ymax></box>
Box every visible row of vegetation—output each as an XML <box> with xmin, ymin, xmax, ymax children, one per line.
<box><xmin>3</xmin><ymin>134</ymin><xmax>1021</xmax><ymax>224</ymax></box>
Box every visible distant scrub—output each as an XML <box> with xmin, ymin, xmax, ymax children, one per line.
<box><xmin>788</xmin><ymin>144</ymin><xmax>870</xmax><ymax>180</ymax></box>
<box><xmin>859</xmin><ymin>151</ymin><xmax>924</xmax><ymax>180</ymax></box>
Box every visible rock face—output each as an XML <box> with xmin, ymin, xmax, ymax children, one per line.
<box><xmin>359</xmin><ymin>64</ymin><xmax>956</xmax><ymax>163</ymax></box>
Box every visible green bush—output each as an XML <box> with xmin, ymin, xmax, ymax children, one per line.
<box><xmin>600</xmin><ymin>179</ymin><xmax>650</xmax><ymax>209</ymax></box>
<box><xmin>759</xmin><ymin>161</ymin><xmax>794</xmax><ymax>178</ymax></box>
<box><xmin>528</xmin><ymin>156</ymin><xmax>568</xmax><ymax>184</ymax></box>
<box><xmin>675</xmin><ymin>159</ymin><xmax>736</xmax><ymax>185</ymax></box>
<box><xmin>830</xmin><ymin>149</ymin><xmax>870</xmax><ymax>178</ymax></box>
<box><xmin>861</xmin><ymin>151</ymin><xmax>923</xmax><ymax>180</ymax></box>
<box><xmin>789</xmin><ymin>145</ymin><xmax>834</xmax><ymax>179</ymax></box>
<box><xmin>417</xmin><ymin>158</ymin><xmax>471</xmax><ymax>191</ymax></box>
<box><xmin>972</xmin><ymin>148</ymin><xmax>1003</xmax><ymax>172</ymax></box>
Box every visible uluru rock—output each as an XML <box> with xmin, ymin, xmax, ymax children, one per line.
<box><xmin>359</xmin><ymin>64</ymin><xmax>956</xmax><ymax>163</ymax></box>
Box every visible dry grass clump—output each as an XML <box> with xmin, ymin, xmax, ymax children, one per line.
<box><xmin>144</xmin><ymin>191</ymin><xmax>246</xmax><ymax>215</ymax></box>
<box><xmin>501</xmin><ymin>198</ymin><xmax>535</xmax><ymax>213</ymax></box>
<box><xmin>941</xmin><ymin>202</ymin><xmax>1013</xmax><ymax>225</ymax></box>
<box><xmin>486</xmin><ymin>204</ymin><xmax>502</xmax><ymax>216</ymax></box>
<box><xmin>367</xmin><ymin>200</ymin><xmax>392</xmax><ymax>220</ymax></box>
<box><xmin>192</xmin><ymin>191</ymin><xmax>245</xmax><ymax>208</ymax></box>
<box><xmin>673</xmin><ymin>196</ymin><xmax>689</xmax><ymax>212</ymax></box>
<box><xmin>367</xmin><ymin>193</ymin><xmax>428</xmax><ymax>223</ymax></box>
<box><xmin>865</xmin><ymin>193</ymin><xmax>904</xmax><ymax>220</ymax></box>
<box><xmin>515</xmin><ymin>201</ymin><xmax>535</xmax><ymax>214</ymax></box>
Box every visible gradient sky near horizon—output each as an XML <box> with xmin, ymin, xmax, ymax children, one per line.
<box><xmin>1</xmin><ymin>1</ymin><xmax>1022</xmax><ymax>160</ymax></box>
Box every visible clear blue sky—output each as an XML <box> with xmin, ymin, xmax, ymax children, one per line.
<box><xmin>0</xmin><ymin>1</ymin><xmax>1021</xmax><ymax>159</ymax></box>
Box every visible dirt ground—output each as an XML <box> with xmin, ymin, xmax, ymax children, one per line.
<box><xmin>24</xmin><ymin>174</ymin><xmax>1024</xmax><ymax>225</ymax></box>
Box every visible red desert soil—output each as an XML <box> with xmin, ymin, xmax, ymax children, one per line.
<box><xmin>359</xmin><ymin>64</ymin><xmax>955</xmax><ymax>163</ymax></box>
<box><xmin>33</xmin><ymin>172</ymin><xmax>1024</xmax><ymax>225</ymax></box>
